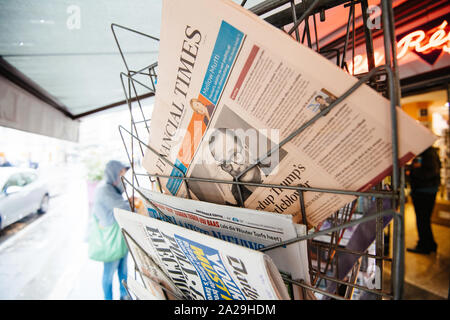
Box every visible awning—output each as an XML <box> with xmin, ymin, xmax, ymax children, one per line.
<box><xmin>0</xmin><ymin>0</ymin><xmax>269</xmax><ymax>142</ymax></box>
<box><xmin>0</xmin><ymin>74</ymin><xmax>79</xmax><ymax>142</ymax></box>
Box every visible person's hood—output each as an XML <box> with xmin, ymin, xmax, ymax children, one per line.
<box><xmin>104</xmin><ymin>160</ymin><xmax>129</xmax><ymax>186</ymax></box>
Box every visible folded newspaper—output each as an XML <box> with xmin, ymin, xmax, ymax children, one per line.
<box><xmin>122</xmin><ymin>225</ymin><xmax>183</xmax><ymax>300</ymax></box>
<box><xmin>142</xmin><ymin>0</ymin><xmax>436</xmax><ymax>226</ymax></box>
<box><xmin>136</xmin><ymin>186</ymin><xmax>309</xmax><ymax>298</ymax></box>
<box><xmin>114</xmin><ymin>208</ymin><xmax>291</xmax><ymax>300</ymax></box>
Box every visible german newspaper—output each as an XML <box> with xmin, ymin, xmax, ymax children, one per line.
<box><xmin>114</xmin><ymin>208</ymin><xmax>291</xmax><ymax>300</ymax></box>
<box><xmin>137</xmin><ymin>187</ymin><xmax>309</xmax><ymax>298</ymax></box>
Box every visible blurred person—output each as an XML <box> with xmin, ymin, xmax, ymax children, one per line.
<box><xmin>406</xmin><ymin>146</ymin><xmax>441</xmax><ymax>254</ymax></box>
<box><xmin>91</xmin><ymin>160</ymin><xmax>132</xmax><ymax>300</ymax></box>
<box><xmin>0</xmin><ymin>152</ymin><xmax>12</xmax><ymax>167</ymax></box>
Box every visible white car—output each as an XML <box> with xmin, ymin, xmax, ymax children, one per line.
<box><xmin>0</xmin><ymin>167</ymin><xmax>50</xmax><ymax>231</ymax></box>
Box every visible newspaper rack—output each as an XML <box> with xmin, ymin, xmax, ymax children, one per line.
<box><xmin>112</xmin><ymin>0</ymin><xmax>405</xmax><ymax>300</ymax></box>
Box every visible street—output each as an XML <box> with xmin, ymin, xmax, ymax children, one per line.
<box><xmin>0</xmin><ymin>164</ymin><xmax>131</xmax><ymax>300</ymax></box>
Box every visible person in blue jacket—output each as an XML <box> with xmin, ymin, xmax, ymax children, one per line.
<box><xmin>91</xmin><ymin>160</ymin><xmax>131</xmax><ymax>300</ymax></box>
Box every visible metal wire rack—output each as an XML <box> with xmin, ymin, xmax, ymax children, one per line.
<box><xmin>112</xmin><ymin>0</ymin><xmax>405</xmax><ymax>300</ymax></box>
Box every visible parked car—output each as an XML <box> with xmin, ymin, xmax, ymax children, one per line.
<box><xmin>0</xmin><ymin>167</ymin><xmax>50</xmax><ymax>231</ymax></box>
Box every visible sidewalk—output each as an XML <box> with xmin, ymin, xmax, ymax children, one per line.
<box><xmin>384</xmin><ymin>199</ymin><xmax>449</xmax><ymax>299</ymax></box>
<box><xmin>64</xmin><ymin>243</ymin><xmax>135</xmax><ymax>300</ymax></box>
<box><xmin>403</xmin><ymin>199</ymin><xmax>449</xmax><ymax>298</ymax></box>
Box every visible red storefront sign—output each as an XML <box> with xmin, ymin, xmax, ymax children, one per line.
<box><xmin>348</xmin><ymin>15</ymin><xmax>449</xmax><ymax>74</ymax></box>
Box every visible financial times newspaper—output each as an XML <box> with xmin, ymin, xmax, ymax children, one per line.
<box><xmin>114</xmin><ymin>208</ymin><xmax>290</xmax><ymax>300</ymax></box>
<box><xmin>142</xmin><ymin>0</ymin><xmax>436</xmax><ymax>226</ymax></box>
<box><xmin>137</xmin><ymin>187</ymin><xmax>309</xmax><ymax>298</ymax></box>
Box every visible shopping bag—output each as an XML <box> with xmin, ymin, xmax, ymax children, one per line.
<box><xmin>88</xmin><ymin>215</ymin><xmax>128</xmax><ymax>262</ymax></box>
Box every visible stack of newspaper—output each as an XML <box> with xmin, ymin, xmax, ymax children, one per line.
<box><xmin>119</xmin><ymin>0</ymin><xmax>437</xmax><ymax>300</ymax></box>
<box><xmin>115</xmin><ymin>207</ymin><xmax>291</xmax><ymax>300</ymax></box>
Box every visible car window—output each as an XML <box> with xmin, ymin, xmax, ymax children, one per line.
<box><xmin>22</xmin><ymin>172</ymin><xmax>38</xmax><ymax>185</ymax></box>
<box><xmin>4</xmin><ymin>173</ymin><xmax>27</xmax><ymax>190</ymax></box>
